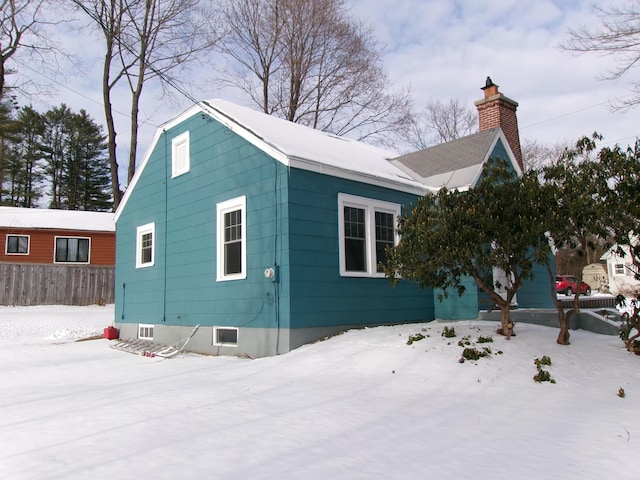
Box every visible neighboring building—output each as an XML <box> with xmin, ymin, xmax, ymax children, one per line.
<box><xmin>602</xmin><ymin>246</ymin><xmax>640</xmax><ymax>296</ymax></box>
<box><xmin>582</xmin><ymin>263</ymin><xmax>609</xmax><ymax>293</ymax></box>
<box><xmin>113</xmin><ymin>80</ymin><xmax>554</xmax><ymax>357</ymax></box>
<box><xmin>0</xmin><ymin>207</ymin><xmax>115</xmax><ymax>305</ymax></box>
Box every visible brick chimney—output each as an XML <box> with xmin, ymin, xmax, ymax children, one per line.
<box><xmin>474</xmin><ymin>77</ymin><xmax>523</xmax><ymax>169</ymax></box>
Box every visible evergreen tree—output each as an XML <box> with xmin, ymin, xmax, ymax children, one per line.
<box><xmin>63</xmin><ymin>110</ymin><xmax>111</xmax><ymax>211</ymax></box>
<box><xmin>41</xmin><ymin>104</ymin><xmax>70</xmax><ymax>209</ymax></box>
<box><xmin>11</xmin><ymin>106</ymin><xmax>45</xmax><ymax>207</ymax></box>
<box><xmin>0</xmin><ymin>96</ymin><xmax>20</xmax><ymax>204</ymax></box>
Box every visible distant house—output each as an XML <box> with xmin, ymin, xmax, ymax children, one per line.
<box><xmin>582</xmin><ymin>263</ymin><xmax>609</xmax><ymax>292</ymax></box>
<box><xmin>113</xmin><ymin>80</ymin><xmax>553</xmax><ymax>357</ymax></box>
<box><xmin>0</xmin><ymin>207</ymin><xmax>115</xmax><ymax>305</ymax></box>
<box><xmin>601</xmin><ymin>246</ymin><xmax>640</xmax><ymax>295</ymax></box>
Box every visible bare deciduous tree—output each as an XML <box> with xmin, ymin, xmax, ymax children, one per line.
<box><xmin>71</xmin><ymin>0</ymin><xmax>220</xmax><ymax>209</ymax></box>
<box><xmin>70</xmin><ymin>0</ymin><xmax>125</xmax><ymax>208</ymax></box>
<box><xmin>405</xmin><ymin>98</ymin><xmax>477</xmax><ymax>150</ymax></box>
<box><xmin>218</xmin><ymin>0</ymin><xmax>412</xmax><ymax>147</ymax></box>
<box><xmin>0</xmin><ymin>0</ymin><xmax>50</xmax><ymax>99</ymax></box>
<box><xmin>563</xmin><ymin>1</ymin><xmax>640</xmax><ymax>109</ymax></box>
<box><xmin>520</xmin><ymin>138</ymin><xmax>569</xmax><ymax>172</ymax></box>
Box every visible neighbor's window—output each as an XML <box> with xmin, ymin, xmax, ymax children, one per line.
<box><xmin>6</xmin><ymin>235</ymin><xmax>29</xmax><ymax>255</ymax></box>
<box><xmin>615</xmin><ymin>263</ymin><xmax>625</xmax><ymax>275</ymax></box>
<box><xmin>338</xmin><ymin>193</ymin><xmax>401</xmax><ymax>277</ymax></box>
<box><xmin>136</xmin><ymin>223</ymin><xmax>155</xmax><ymax>268</ymax></box>
<box><xmin>54</xmin><ymin>237</ymin><xmax>90</xmax><ymax>263</ymax></box>
<box><xmin>172</xmin><ymin>131</ymin><xmax>190</xmax><ymax>177</ymax></box>
<box><xmin>214</xmin><ymin>327</ymin><xmax>238</xmax><ymax>347</ymax></box>
<box><xmin>217</xmin><ymin>196</ymin><xmax>246</xmax><ymax>281</ymax></box>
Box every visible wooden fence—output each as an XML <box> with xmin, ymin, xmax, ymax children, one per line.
<box><xmin>0</xmin><ymin>263</ymin><xmax>115</xmax><ymax>306</ymax></box>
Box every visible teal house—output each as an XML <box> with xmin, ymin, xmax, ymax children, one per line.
<box><xmin>114</xmin><ymin>80</ymin><xmax>553</xmax><ymax>357</ymax></box>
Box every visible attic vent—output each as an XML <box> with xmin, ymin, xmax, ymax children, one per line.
<box><xmin>172</xmin><ymin>131</ymin><xmax>190</xmax><ymax>177</ymax></box>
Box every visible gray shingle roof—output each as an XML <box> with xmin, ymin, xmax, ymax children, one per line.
<box><xmin>391</xmin><ymin>127</ymin><xmax>502</xmax><ymax>189</ymax></box>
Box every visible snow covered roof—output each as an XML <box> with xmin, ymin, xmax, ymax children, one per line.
<box><xmin>117</xmin><ymin>99</ymin><xmax>430</xmax><ymax>221</ymax></box>
<box><xmin>200</xmin><ymin>99</ymin><xmax>428</xmax><ymax>193</ymax></box>
<box><xmin>0</xmin><ymin>207</ymin><xmax>115</xmax><ymax>232</ymax></box>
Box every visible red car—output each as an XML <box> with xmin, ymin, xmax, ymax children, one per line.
<box><xmin>555</xmin><ymin>275</ymin><xmax>591</xmax><ymax>296</ymax></box>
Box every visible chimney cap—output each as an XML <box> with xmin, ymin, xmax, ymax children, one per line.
<box><xmin>481</xmin><ymin>76</ymin><xmax>498</xmax><ymax>90</ymax></box>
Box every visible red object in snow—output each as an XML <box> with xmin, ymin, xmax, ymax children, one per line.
<box><xmin>103</xmin><ymin>326</ymin><xmax>119</xmax><ymax>340</ymax></box>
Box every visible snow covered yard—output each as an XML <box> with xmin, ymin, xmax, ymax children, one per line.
<box><xmin>0</xmin><ymin>305</ymin><xmax>638</xmax><ymax>480</ymax></box>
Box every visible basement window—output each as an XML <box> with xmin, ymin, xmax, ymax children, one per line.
<box><xmin>138</xmin><ymin>324</ymin><xmax>154</xmax><ymax>340</ymax></box>
<box><xmin>213</xmin><ymin>327</ymin><xmax>238</xmax><ymax>347</ymax></box>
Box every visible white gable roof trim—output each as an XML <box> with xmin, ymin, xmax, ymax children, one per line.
<box><xmin>116</xmin><ymin>100</ymin><xmax>430</xmax><ymax>220</ymax></box>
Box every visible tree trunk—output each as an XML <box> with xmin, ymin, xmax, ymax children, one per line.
<box><xmin>544</xmin><ymin>263</ymin><xmax>571</xmax><ymax>345</ymax></box>
<box><xmin>557</xmin><ymin>309</ymin><xmax>571</xmax><ymax>345</ymax></box>
<box><xmin>497</xmin><ymin>305</ymin><xmax>514</xmax><ymax>339</ymax></box>
<box><xmin>102</xmin><ymin>44</ymin><xmax>121</xmax><ymax>210</ymax></box>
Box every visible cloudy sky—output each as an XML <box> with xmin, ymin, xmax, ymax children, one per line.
<box><xmin>348</xmin><ymin>0</ymin><xmax>640</xmax><ymax>148</ymax></box>
<box><xmin>13</xmin><ymin>0</ymin><xmax>640</xmax><ymax>184</ymax></box>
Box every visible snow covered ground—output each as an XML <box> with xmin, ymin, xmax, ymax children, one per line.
<box><xmin>0</xmin><ymin>304</ymin><xmax>638</xmax><ymax>480</ymax></box>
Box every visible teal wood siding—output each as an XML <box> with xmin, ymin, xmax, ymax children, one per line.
<box><xmin>115</xmin><ymin>113</ymin><xmax>290</xmax><ymax>331</ymax></box>
<box><xmin>517</xmin><ymin>260</ymin><xmax>555</xmax><ymax>308</ymax></box>
<box><xmin>434</xmin><ymin>277</ymin><xmax>480</xmax><ymax>320</ymax></box>
<box><xmin>286</xmin><ymin>168</ymin><xmax>434</xmax><ymax>329</ymax></box>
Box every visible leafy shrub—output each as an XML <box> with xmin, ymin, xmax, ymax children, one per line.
<box><xmin>618</xmin><ymin>387</ymin><xmax>626</xmax><ymax>398</ymax></box>
<box><xmin>533</xmin><ymin>355</ymin><xmax>555</xmax><ymax>383</ymax></box>
<box><xmin>534</xmin><ymin>355</ymin><xmax>552</xmax><ymax>368</ymax></box>
<box><xmin>477</xmin><ymin>336</ymin><xmax>493</xmax><ymax>343</ymax></box>
<box><xmin>407</xmin><ymin>333</ymin><xmax>425</xmax><ymax>345</ymax></box>
<box><xmin>457</xmin><ymin>335</ymin><xmax>471</xmax><ymax>347</ymax></box>
<box><xmin>533</xmin><ymin>370</ymin><xmax>555</xmax><ymax>383</ymax></box>
<box><xmin>462</xmin><ymin>347</ymin><xmax>490</xmax><ymax>361</ymax></box>
<box><xmin>442</xmin><ymin>326</ymin><xmax>456</xmax><ymax>338</ymax></box>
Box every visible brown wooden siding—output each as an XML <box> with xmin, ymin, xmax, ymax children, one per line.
<box><xmin>0</xmin><ymin>263</ymin><xmax>114</xmax><ymax>306</ymax></box>
<box><xmin>0</xmin><ymin>228</ymin><xmax>115</xmax><ymax>266</ymax></box>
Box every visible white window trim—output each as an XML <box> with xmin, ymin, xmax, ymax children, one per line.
<box><xmin>338</xmin><ymin>193</ymin><xmax>401</xmax><ymax>278</ymax></box>
<box><xmin>53</xmin><ymin>236</ymin><xmax>91</xmax><ymax>264</ymax></box>
<box><xmin>136</xmin><ymin>222</ymin><xmax>155</xmax><ymax>268</ymax></box>
<box><xmin>213</xmin><ymin>326</ymin><xmax>238</xmax><ymax>347</ymax></box>
<box><xmin>217</xmin><ymin>196</ymin><xmax>247</xmax><ymax>282</ymax></box>
<box><xmin>138</xmin><ymin>324</ymin><xmax>154</xmax><ymax>340</ymax></box>
<box><xmin>5</xmin><ymin>234</ymin><xmax>30</xmax><ymax>255</ymax></box>
<box><xmin>171</xmin><ymin>131</ymin><xmax>190</xmax><ymax>178</ymax></box>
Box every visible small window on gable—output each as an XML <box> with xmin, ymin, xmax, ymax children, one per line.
<box><xmin>54</xmin><ymin>237</ymin><xmax>90</xmax><ymax>263</ymax></box>
<box><xmin>615</xmin><ymin>263</ymin><xmax>625</xmax><ymax>275</ymax></box>
<box><xmin>172</xmin><ymin>131</ymin><xmax>190</xmax><ymax>177</ymax></box>
<box><xmin>136</xmin><ymin>223</ymin><xmax>155</xmax><ymax>268</ymax></box>
<box><xmin>217</xmin><ymin>196</ymin><xmax>247</xmax><ymax>281</ymax></box>
<box><xmin>138</xmin><ymin>324</ymin><xmax>154</xmax><ymax>340</ymax></box>
<box><xmin>214</xmin><ymin>327</ymin><xmax>238</xmax><ymax>347</ymax></box>
<box><xmin>6</xmin><ymin>235</ymin><xmax>29</xmax><ymax>255</ymax></box>
<box><xmin>338</xmin><ymin>193</ymin><xmax>401</xmax><ymax>278</ymax></box>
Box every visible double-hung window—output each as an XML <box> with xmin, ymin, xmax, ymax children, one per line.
<box><xmin>6</xmin><ymin>235</ymin><xmax>29</xmax><ymax>255</ymax></box>
<box><xmin>338</xmin><ymin>193</ymin><xmax>400</xmax><ymax>277</ymax></box>
<box><xmin>136</xmin><ymin>223</ymin><xmax>155</xmax><ymax>268</ymax></box>
<box><xmin>55</xmin><ymin>237</ymin><xmax>90</xmax><ymax>263</ymax></box>
<box><xmin>217</xmin><ymin>196</ymin><xmax>246</xmax><ymax>281</ymax></box>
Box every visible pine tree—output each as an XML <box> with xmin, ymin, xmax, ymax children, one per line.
<box><xmin>12</xmin><ymin>106</ymin><xmax>45</xmax><ymax>207</ymax></box>
<box><xmin>63</xmin><ymin>110</ymin><xmax>112</xmax><ymax>211</ymax></box>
